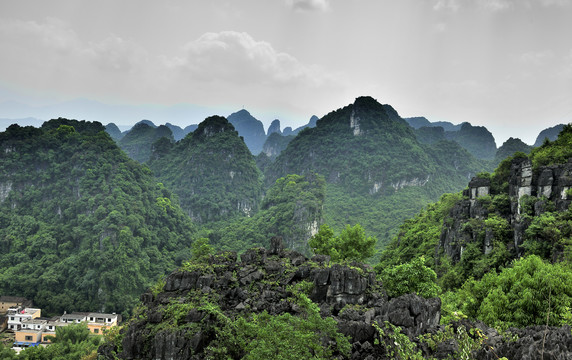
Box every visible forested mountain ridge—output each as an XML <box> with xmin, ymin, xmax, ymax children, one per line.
<box><xmin>118</xmin><ymin>122</ymin><xmax>174</xmax><ymax>163</ymax></box>
<box><xmin>148</xmin><ymin>116</ymin><xmax>264</xmax><ymax>223</ymax></box>
<box><xmin>265</xmin><ymin>96</ymin><xmax>489</xmax><ymax>246</ymax></box>
<box><xmin>0</xmin><ymin>119</ymin><xmax>196</xmax><ymax>316</ymax></box>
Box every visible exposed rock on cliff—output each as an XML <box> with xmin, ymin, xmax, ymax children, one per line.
<box><xmin>101</xmin><ymin>238</ymin><xmax>443</xmax><ymax>359</ymax></box>
<box><xmin>439</xmin><ymin>156</ymin><xmax>572</xmax><ymax>264</ymax></box>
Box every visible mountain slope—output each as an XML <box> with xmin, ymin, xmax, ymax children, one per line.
<box><xmin>227</xmin><ymin>109</ymin><xmax>267</xmax><ymax>155</ymax></box>
<box><xmin>0</xmin><ymin>119</ymin><xmax>196</xmax><ymax>315</ymax></box>
<box><xmin>148</xmin><ymin>116</ymin><xmax>264</xmax><ymax>223</ymax></box>
<box><xmin>534</xmin><ymin>123</ymin><xmax>565</xmax><ymax>147</ymax></box>
<box><xmin>118</xmin><ymin>122</ymin><xmax>174</xmax><ymax>163</ymax></box>
<box><xmin>266</xmin><ymin>97</ymin><xmax>488</xmax><ymax>245</ymax></box>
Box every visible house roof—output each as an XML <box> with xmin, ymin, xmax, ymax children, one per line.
<box><xmin>0</xmin><ymin>296</ymin><xmax>29</xmax><ymax>303</ymax></box>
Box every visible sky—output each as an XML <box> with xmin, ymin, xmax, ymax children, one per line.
<box><xmin>0</xmin><ymin>0</ymin><xmax>571</xmax><ymax>145</ymax></box>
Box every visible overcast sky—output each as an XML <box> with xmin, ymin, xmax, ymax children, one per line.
<box><xmin>0</xmin><ymin>0</ymin><xmax>571</xmax><ymax>144</ymax></box>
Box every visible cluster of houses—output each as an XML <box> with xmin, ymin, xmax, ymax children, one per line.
<box><xmin>0</xmin><ymin>296</ymin><xmax>120</xmax><ymax>348</ymax></box>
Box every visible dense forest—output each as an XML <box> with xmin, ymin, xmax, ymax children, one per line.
<box><xmin>0</xmin><ymin>119</ymin><xmax>196</xmax><ymax>316</ymax></box>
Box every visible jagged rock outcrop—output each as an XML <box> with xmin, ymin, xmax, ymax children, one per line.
<box><xmin>476</xmin><ymin>325</ymin><xmax>572</xmax><ymax>360</ymax></box>
<box><xmin>102</xmin><ymin>238</ymin><xmax>443</xmax><ymax>360</ymax></box>
<box><xmin>439</xmin><ymin>157</ymin><xmax>572</xmax><ymax>263</ymax></box>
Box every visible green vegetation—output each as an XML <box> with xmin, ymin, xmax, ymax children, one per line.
<box><xmin>15</xmin><ymin>323</ymin><xmax>101</xmax><ymax>360</ymax></box>
<box><xmin>494</xmin><ymin>137</ymin><xmax>531</xmax><ymax>165</ymax></box>
<box><xmin>530</xmin><ymin>124</ymin><xmax>572</xmax><ymax>169</ymax></box>
<box><xmin>148</xmin><ymin>116</ymin><xmax>264</xmax><ymax>223</ymax></box>
<box><xmin>210</xmin><ymin>173</ymin><xmax>326</xmax><ymax>253</ymax></box>
<box><xmin>445</xmin><ymin>255</ymin><xmax>572</xmax><ymax>329</ymax></box>
<box><xmin>378</xmin><ymin>256</ymin><xmax>441</xmax><ymax>298</ymax></box>
<box><xmin>266</xmin><ymin>97</ymin><xmax>489</xmax><ymax>248</ymax></box>
<box><xmin>0</xmin><ymin>120</ymin><xmax>196</xmax><ymax>316</ymax></box>
<box><xmin>378</xmin><ymin>123</ymin><xmax>572</xmax><ymax>330</ymax></box>
<box><xmin>208</xmin><ymin>292</ymin><xmax>351</xmax><ymax>359</ymax></box>
<box><xmin>118</xmin><ymin>122</ymin><xmax>173</xmax><ymax>163</ymax></box>
<box><xmin>308</xmin><ymin>223</ymin><xmax>376</xmax><ymax>262</ymax></box>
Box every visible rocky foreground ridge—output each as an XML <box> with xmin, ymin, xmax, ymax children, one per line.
<box><xmin>99</xmin><ymin>237</ymin><xmax>572</xmax><ymax>359</ymax></box>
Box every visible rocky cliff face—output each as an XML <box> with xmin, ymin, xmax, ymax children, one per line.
<box><xmin>101</xmin><ymin>238</ymin><xmax>441</xmax><ymax>359</ymax></box>
<box><xmin>439</xmin><ymin>157</ymin><xmax>572</xmax><ymax>263</ymax></box>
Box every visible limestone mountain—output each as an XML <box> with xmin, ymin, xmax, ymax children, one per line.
<box><xmin>261</xmin><ymin>132</ymin><xmax>295</xmax><ymax>161</ymax></box>
<box><xmin>534</xmin><ymin>123</ymin><xmax>565</xmax><ymax>147</ymax></box>
<box><xmin>406</xmin><ymin>118</ymin><xmax>497</xmax><ymax>159</ymax></box>
<box><xmin>405</xmin><ymin>117</ymin><xmax>464</xmax><ymax>132</ymax></box>
<box><xmin>118</xmin><ymin>122</ymin><xmax>174</xmax><ymax>163</ymax></box>
<box><xmin>267</xmin><ymin>119</ymin><xmax>281</xmax><ymax>135</ymax></box>
<box><xmin>165</xmin><ymin>122</ymin><xmax>187</xmax><ymax>141</ymax></box>
<box><xmin>214</xmin><ymin>173</ymin><xmax>325</xmax><ymax>253</ymax></box>
<box><xmin>282</xmin><ymin>115</ymin><xmax>319</xmax><ymax>136</ymax></box>
<box><xmin>445</xmin><ymin>122</ymin><xmax>497</xmax><ymax>160</ymax></box>
<box><xmin>0</xmin><ymin>119</ymin><xmax>196</xmax><ymax>316</ymax></box>
<box><xmin>494</xmin><ymin>137</ymin><xmax>532</xmax><ymax>164</ymax></box>
<box><xmin>380</xmin><ymin>132</ymin><xmax>572</xmax><ymax>278</ymax></box>
<box><xmin>266</xmin><ymin>96</ymin><xmax>488</xmax><ymax>245</ymax></box>
<box><xmin>104</xmin><ymin>122</ymin><xmax>124</xmax><ymax>141</ymax></box>
<box><xmin>227</xmin><ymin>109</ymin><xmax>267</xmax><ymax>155</ymax></box>
<box><xmin>148</xmin><ymin>116</ymin><xmax>264</xmax><ymax>223</ymax></box>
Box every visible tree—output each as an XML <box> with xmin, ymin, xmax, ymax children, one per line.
<box><xmin>377</xmin><ymin>256</ymin><xmax>441</xmax><ymax>298</ymax></box>
<box><xmin>308</xmin><ymin>224</ymin><xmax>376</xmax><ymax>262</ymax></box>
<box><xmin>190</xmin><ymin>238</ymin><xmax>213</xmax><ymax>263</ymax></box>
<box><xmin>454</xmin><ymin>255</ymin><xmax>572</xmax><ymax>329</ymax></box>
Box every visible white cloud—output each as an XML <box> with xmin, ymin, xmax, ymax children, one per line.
<box><xmin>0</xmin><ymin>17</ymin><xmax>81</xmax><ymax>54</ymax></box>
<box><xmin>538</xmin><ymin>0</ymin><xmax>572</xmax><ymax>6</ymax></box>
<box><xmin>519</xmin><ymin>50</ymin><xmax>555</xmax><ymax>66</ymax></box>
<box><xmin>172</xmin><ymin>31</ymin><xmax>333</xmax><ymax>87</ymax></box>
<box><xmin>433</xmin><ymin>0</ymin><xmax>461</xmax><ymax>11</ymax></box>
<box><xmin>85</xmin><ymin>35</ymin><xmax>149</xmax><ymax>73</ymax></box>
<box><xmin>434</xmin><ymin>0</ymin><xmax>570</xmax><ymax>11</ymax></box>
<box><xmin>285</xmin><ymin>0</ymin><xmax>331</xmax><ymax>12</ymax></box>
<box><xmin>478</xmin><ymin>0</ymin><xmax>512</xmax><ymax>11</ymax></box>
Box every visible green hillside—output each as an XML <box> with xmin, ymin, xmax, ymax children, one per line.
<box><xmin>266</xmin><ymin>97</ymin><xmax>489</xmax><ymax>246</ymax></box>
<box><xmin>0</xmin><ymin>119</ymin><xmax>196</xmax><ymax>316</ymax></box>
<box><xmin>148</xmin><ymin>116</ymin><xmax>264</xmax><ymax>223</ymax></box>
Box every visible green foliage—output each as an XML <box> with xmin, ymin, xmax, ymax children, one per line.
<box><xmin>373</xmin><ymin>321</ymin><xmax>424</xmax><ymax>360</ymax></box>
<box><xmin>19</xmin><ymin>323</ymin><xmax>101</xmax><ymax>360</ymax></box>
<box><xmin>530</xmin><ymin>124</ymin><xmax>572</xmax><ymax>169</ymax></box>
<box><xmin>420</xmin><ymin>323</ymin><xmax>489</xmax><ymax>360</ymax></box>
<box><xmin>494</xmin><ymin>137</ymin><xmax>532</xmax><ymax>166</ymax></box>
<box><xmin>523</xmin><ymin>210</ymin><xmax>572</xmax><ymax>261</ymax></box>
<box><xmin>205</xmin><ymin>292</ymin><xmax>351</xmax><ymax>359</ymax></box>
<box><xmin>213</xmin><ymin>173</ymin><xmax>326</xmax><ymax>253</ymax></box>
<box><xmin>118</xmin><ymin>123</ymin><xmax>174</xmax><ymax>163</ymax></box>
<box><xmin>378</xmin><ymin>192</ymin><xmax>463</xmax><ymax>268</ymax></box>
<box><xmin>377</xmin><ymin>256</ymin><xmax>441</xmax><ymax>298</ymax></box>
<box><xmin>148</xmin><ymin>116</ymin><xmax>263</xmax><ymax>224</ymax></box>
<box><xmin>308</xmin><ymin>223</ymin><xmax>376</xmax><ymax>262</ymax></box>
<box><xmin>265</xmin><ymin>98</ymin><xmax>489</xmax><ymax>249</ymax></box>
<box><xmin>0</xmin><ymin>120</ymin><xmax>196</xmax><ymax>316</ymax></box>
<box><xmin>448</xmin><ymin>255</ymin><xmax>572</xmax><ymax>329</ymax></box>
<box><xmin>190</xmin><ymin>238</ymin><xmax>214</xmax><ymax>263</ymax></box>
<box><xmin>0</xmin><ymin>343</ymin><xmax>17</xmax><ymax>360</ymax></box>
